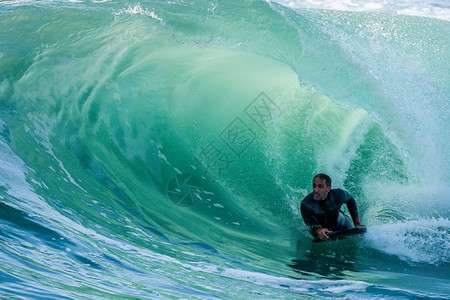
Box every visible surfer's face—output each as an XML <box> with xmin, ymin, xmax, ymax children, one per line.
<box><xmin>312</xmin><ymin>177</ymin><xmax>331</xmax><ymax>201</ymax></box>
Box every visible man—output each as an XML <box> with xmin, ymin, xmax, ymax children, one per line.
<box><xmin>301</xmin><ymin>173</ymin><xmax>362</xmax><ymax>241</ymax></box>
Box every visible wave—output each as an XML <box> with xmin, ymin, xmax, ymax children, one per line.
<box><xmin>1</xmin><ymin>0</ymin><xmax>449</xmax><ymax>298</ymax></box>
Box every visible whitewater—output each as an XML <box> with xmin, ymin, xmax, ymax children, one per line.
<box><xmin>0</xmin><ymin>0</ymin><xmax>449</xmax><ymax>299</ymax></box>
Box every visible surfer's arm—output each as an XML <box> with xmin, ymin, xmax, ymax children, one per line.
<box><xmin>346</xmin><ymin>197</ymin><xmax>361</xmax><ymax>226</ymax></box>
<box><xmin>316</xmin><ymin>228</ymin><xmax>331</xmax><ymax>240</ymax></box>
<box><xmin>301</xmin><ymin>203</ymin><xmax>322</xmax><ymax>236</ymax></box>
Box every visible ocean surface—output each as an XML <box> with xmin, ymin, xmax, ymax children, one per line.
<box><xmin>1</xmin><ymin>0</ymin><xmax>449</xmax><ymax>299</ymax></box>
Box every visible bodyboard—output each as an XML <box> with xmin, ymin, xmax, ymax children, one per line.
<box><xmin>313</xmin><ymin>226</ymin><xmax>366</xmax><ymax>243</ymax></box>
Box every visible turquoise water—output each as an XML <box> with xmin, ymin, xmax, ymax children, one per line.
<box><xmin>1</xmin><ymin>0</ymin><xmax>449</xmax><ymax>298</ymax></box>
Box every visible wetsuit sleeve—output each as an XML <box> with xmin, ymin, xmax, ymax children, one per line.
<box><xmin>346</xmin><ymin>197</ymin><xmax>360</xmax><ymax>226</ymax></box>
<box><xmin>301</xmin><ymin>202</ymin><xmax>321</xmax><ymax>236</ymax></box>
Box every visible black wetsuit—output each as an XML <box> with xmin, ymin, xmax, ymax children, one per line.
<box><xmin>301</xmin><ymin>188</ymin><xmax>359</xmax><ymax>236</ymax></box>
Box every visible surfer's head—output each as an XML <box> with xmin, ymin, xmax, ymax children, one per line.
<box><xmin>312</xmin><ymin>173</ymin><xmax>331</xmax><ymax>201</ymax></box>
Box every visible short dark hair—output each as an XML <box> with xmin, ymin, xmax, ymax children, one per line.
<box><xmin>314</xmin><ymin>173</ymin><xmax>331</xmax><ymax>186</ymax></box>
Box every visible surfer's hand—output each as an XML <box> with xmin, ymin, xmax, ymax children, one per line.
<box><xmin>317</xmin><ymin>228</ymin><xmax>331</xmax><ymax>240</ymax></box>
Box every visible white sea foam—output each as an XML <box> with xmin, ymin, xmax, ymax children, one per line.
<box><xmin>114</xmin><ymin>4</ymin><xmax>164</xmax><ymax>23</ymax></box>
<box><xmin>365</xmin><ymin>218</ymin><xmax>450</xmax><ymax>264</ymax></box>
<box><xmin>273</xmin><ymin>0</ymin><xmax>450</xmax><ymax>22</ymax></box>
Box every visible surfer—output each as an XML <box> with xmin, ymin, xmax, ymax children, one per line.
<box><xmin>301</xmin><ymin>173</ymin><xmax>362</xmax><ymax>241</ymax></box>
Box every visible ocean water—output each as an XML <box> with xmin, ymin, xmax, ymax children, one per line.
<box><xmin>0</xmin><ymin>0</ymin><xmax>449</xmax><ymax>299</ymax></box>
